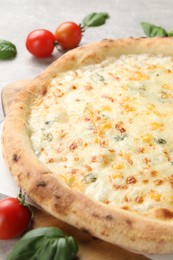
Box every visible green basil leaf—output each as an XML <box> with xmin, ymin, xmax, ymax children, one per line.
<box><xmin>82</xmin><ymin>12</ymin><xmax>109</xmax><ymax>28</ymax></box>
<box><xmin>168</xmin><ymin>31</ymin><xmax>173</xmax><ymax>36</ymax></box>
<box><xmin>7</xmin><ymin>227</ymin><xmax>78</xmax><ymax>260</ymax></box>
<box><xmin>141</xmin><ymin>22</ymin><xmax>168</xmax><ymax>37</ymax></box>
<box><xmin>0</xmin><ymin>39</ymin><xmax>17</xmax><ymax>60</ymax></box>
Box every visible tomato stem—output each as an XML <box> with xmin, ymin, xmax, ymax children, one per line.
<box><xmin>54</xmin><ymin>40</ymin><xmax>61</xmax><ymax>51</ymax></box>
<box><xmin>79</xmin><ymin>23</ymin><xmax>87</xmax><ymax>33</ymax></box>
<box><xmin>17</xmin><ymin>188</ymin><xmax>34</xmax><ymax>221</ymax></box>
<box><xmin>18</xmin><ymin>188</ymin><xmax>26</xmax><ymax>206</ymax></box>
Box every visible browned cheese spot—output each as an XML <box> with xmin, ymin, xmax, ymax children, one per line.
<box><xmin>41</xmin><ymin>88</ymin><xmax>47</xmax><ymax>96</ymax></box>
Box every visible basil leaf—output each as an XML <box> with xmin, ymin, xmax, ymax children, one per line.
<box><xmin>0</xmin><ymin>39</ymin><xmax>17</xmax><ymax>60</ymax></box>
<box><xmin>168</xmin><ymin>31</ymin><xmax>173</xmax><ymax>36</ymax></box>
<box><xmin>141</xmin><ymin>22</ymin><xmax>168</xmax><ymax>37</ymax></box>
<box><xmin>7</xmin><ymin>227</ymin><xmax>78</xmax><ymax>260</ymax></box>
<box><xmin>154</xmin><ymin>138</ymin><xmax>167</xmax><ymax>144</ymax></box>
<box><xmin>82</xmin><ymin>12</ymin><xmax>109</xmax><ymax>28</ymax></box>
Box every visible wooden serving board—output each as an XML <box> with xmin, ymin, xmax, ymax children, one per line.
<box><xmin>2</xmin><ymin>80</ymin><xmax>148</xmax><ymax>260</ymax></box>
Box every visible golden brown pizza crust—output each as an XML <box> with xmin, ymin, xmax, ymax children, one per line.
<box><xmin>3</xmin><ymin>37</ymin><xmax>173</xmax><ymax>254</ymax></box>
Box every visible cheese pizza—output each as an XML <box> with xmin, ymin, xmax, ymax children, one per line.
<box><xmin>2</xmin><ymin>37</ymin><xmax>173</xmax><ymax>254</ymax></box>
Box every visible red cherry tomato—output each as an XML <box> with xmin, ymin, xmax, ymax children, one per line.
<box><xmin>55</xmin><ymin>22</ymin><xmax>82</xmax><ymax>50</ymax></box>
<box><xmin>26</xmin><ymin>29</ymin><xmax>55</xmax><ymax>58</ymax></box>
<box><xmin>0</xmin><ymin>197</ymin><xmax>32</xmax><ymax>239</ymax></box>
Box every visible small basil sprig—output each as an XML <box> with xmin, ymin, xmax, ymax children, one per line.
<box><xmin>141</xmin><ymin>22</ymin><xmax>173</xmax><ymax>37</ymax></box>
<box><xmin>7</xmin><ymin>227</ymin><xmax>78</xmax><ymax>260</ymax></box>
<box><xmin>81</xmin><ymin>12</ymin><xmax>109</xmax><ymax>31</ymax></box>
<box><xmin>0</xmin><ymin>39</ymin><xmax>17</xmax><ymax>60</ymax></box>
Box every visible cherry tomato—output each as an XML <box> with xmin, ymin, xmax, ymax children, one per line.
<box><xmin>26</xmin><ymin>29</ymin><xmax>55</xmax><ymax>58</ymax></box>
<box><xmin>0</xmin><ymin>196</ymin><xmax>32</xmax><ymax>239</ymax></box>
<box><xmin>55</xmin><ymin>22</ymin><xmax>82</xmax><ymax>50</ymax></box>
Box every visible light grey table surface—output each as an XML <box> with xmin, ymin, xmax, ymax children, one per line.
<box><xmin>1</xmin><ymin>0</ymin><xmax>173</xmax><ymax>259</ymax></box>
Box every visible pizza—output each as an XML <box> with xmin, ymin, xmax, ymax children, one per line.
<box><xmin>2</xmin><ymin>37</ymin><xmax>173</xmax><ymax>254</ymax></box>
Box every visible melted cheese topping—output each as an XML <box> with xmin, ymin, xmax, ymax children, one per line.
<box><xmin>28</xmin><ymin>54</ymin><xmax>173</xmax><ymax>214</ymax></box>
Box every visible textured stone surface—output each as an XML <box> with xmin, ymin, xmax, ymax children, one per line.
<box><xmin>1</xmin><ymin>0</ymin><xmax>173</xmax><ymax>88</ymax></box>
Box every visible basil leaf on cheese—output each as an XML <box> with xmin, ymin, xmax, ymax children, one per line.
<box><xmin>7</xmin><ymin>227</ymin><xmax>78</xmax><ymax>260</ymax></box>
<box><xmin>0</xmin><ymin>40</ymin><xmax>17</xmax><ymax>60</ymax></box>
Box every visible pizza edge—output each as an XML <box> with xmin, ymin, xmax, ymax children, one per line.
<box><xmin>2</xmin><ymin>37</ymin><xmax>173</xmax><ymax>254</ymax></box>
